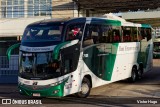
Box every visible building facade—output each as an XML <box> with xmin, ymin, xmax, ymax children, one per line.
<box><xmin>0</xmin><ymin>0</ymin><xmax>78</xmax><ymax>40</ymax></box>
<box><xmin>0</xmin><ymin>0</ymin><xmax>52</xmax><ymax>18</ymax></box>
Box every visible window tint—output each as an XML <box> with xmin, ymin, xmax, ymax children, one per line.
<box><xmin>140</xmin><ymin>28</ymin><xmax>151</xmax><ymax>41</ymax></box>
<box><xmin>111</xmin><ymin>26</ymin><xmax>121</xmax><ymax>43</ymax></box>
<box><xmin>131</xmin><ymin>27</ymin><xmax>138</xmax><ymax>42</ymax></box>
<box><xmin>83</xmin><ymin>24</ymin><xmax>101</xmax><ymax>46</ymax></box>
<box><xmin>122</xmin><ymin>27</ymin><xmax>131</xmax><ymax>42</ymax></box>
<box><xmin>83</xmin><ymin>24</ymin><xmax>121</xmax><ymax>47</ymax></box>
<box><xmin>66</xmin><ymin>23</ymin><xmax>84</xmax><ymax>41</ymax></box>
<box><xmin>22</xmin><ymin>25</ymin><xmax>63</xmax><ymax>42</ymax></box>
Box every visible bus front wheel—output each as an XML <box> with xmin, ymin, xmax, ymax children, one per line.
<box><xmin>75</xmin><ymin>77</ymin><xmax>91</xmax><ymax>98</ymax></box>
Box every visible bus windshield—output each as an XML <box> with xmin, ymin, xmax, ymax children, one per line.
<box><xmin>22</xmin><ymin>24</ymin><xmax>63</xmax><ymax>42</ymax></box>
<box><xmin>154</xmin><ymin>42</ymin><xmax>160</xmax><ymax>52</ymax></box>
<box><xmin>19</xmin><ymin>52</ymin><xmax>61</xmax><ymax>80</ymax></box>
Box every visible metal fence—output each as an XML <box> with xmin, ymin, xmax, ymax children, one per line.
<box><xmin>0</xmin><ymin>55</ymin><xmax>19</xmax><ymax>83</ymax></box>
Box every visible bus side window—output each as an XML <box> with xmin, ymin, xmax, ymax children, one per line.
<box><xmin>66</xmin><ymin>23</ymin><xmax>84</xmax><ymax>41</ymax></box>
<box><xmin>113</xmin><ymin>30</ymin><xmax>120</xmax><ymax>42</ymax></box>
<box><xmin>140</xmin><ymin>28</ymin><xmax>151</xmax><ymax>41</ymax></box>
<box><xmin>146</xmin><ymin>28</ymin><xmax>151</xmax><ymax>41</ymax></box>
<box><xmin>91</xmin><ymin>31</ymin><xmax>99</xmax><ymax>44</ymax></box>
<box><xmin>112</xmin><ymin>26</ymin><xmax>121</xmax><ymax>43</ymax></box>
<box><xmin>108</xmin><ymin>30</ymin><xmax>113</xmax><ymax>43</ymax></box>
<box><xmin>122</xmin><ymin>27</ymin><xmax>131</xmax><ymax>42</ymax></box>
<box><xmin>140</xmin><ymin>28</ymin><xmax>148</xmax><ymax>42</ymax></box>
<box><xmin>66</xmin><ymin>30</ymin><xmax>74</xmax><ymax>40</ymax></box>
<box><xmin>83</xmin><ymin>39</ymin><xmax>94</xmax><ymax>46</ymax></box>
<box><xmin>131</xmin><ymin>27</ymin><xmax>138</xmax><ymax>42</ymax></box>
<box><xmin>83</xmin><ymin>26</ymin><xmax>94</xmax><ymax>46</ymax></box>
<box><xmin>137</xmin><ymin>28</ymin><xmax>142</xmax><ymax>41</ymax></box>
<box><xmin>83</xmin><ymin>24</ymin><xmax>101</xmax><ymax>47</ymax></box>
<box><xmin>99</xmin><ymin>25</ymin><xmax>112</xmax><ymax>43</ymax></box>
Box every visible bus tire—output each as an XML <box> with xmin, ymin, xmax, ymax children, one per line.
<box><xmin>75</xmin><ymin>77</ymin><xmax>91</xmax><ymax>98</ymax></box>
<box><xmin>137</xmin><ymin>66</ymin><xmax>143</xmax><ymax>80</ymax></box>
<box><xmin>129</xmin><ymin>67</ymin><xmax>137</xmax><ymax>82</ymax></box>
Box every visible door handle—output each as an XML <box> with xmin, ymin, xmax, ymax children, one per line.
<box><xmin>97</xmin><ymin>54</ymin><xmax>109</xmax><ymax>56</ymax></box>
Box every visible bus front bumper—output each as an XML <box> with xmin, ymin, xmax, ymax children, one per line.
<box><xmin>153</xmin><ymin>52</ymin><xmax>160</xmax><ymax>58</ymax></box>
<box><xmin>18</xmin><ymin>83</ymin><xmax>65</xmax><ymax>97</ymax></box>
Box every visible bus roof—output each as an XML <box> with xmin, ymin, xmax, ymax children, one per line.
<box><xmin>27</xmin><ymin>18</ymin><xmax>71</xmax><ymax>26</ymax></box>
<box><xmin>27</xmin><ymin>16</ymin><xmax>151</xmax><ymax>28</ymax></box>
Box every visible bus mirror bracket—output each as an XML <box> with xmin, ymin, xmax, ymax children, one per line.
<box><xmin>6</xmin><ymin>43</ymin><xmax>21</xmax><ymax>60</ymax></box>
<box><xmin>52</xmin><ymin>41</ymin><xmax>71</xmax><ymax>60</ymax></box>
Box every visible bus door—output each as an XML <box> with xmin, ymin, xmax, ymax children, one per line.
<box><xmin>60</xmin><ymin>43</ymin><xmax>80</xmax><ymax>74</ymax></box>
<box><xmin>96</xmin><ymin>44</ymin><xmax>112</xmax><ymax>80</ymax></box>
<box><xmin>82</xmin><ymin>23</ymin><xmax>112</xmax><ymax>80</ymax></box>
<box><xmin>83</xmin><ymin>44</ymin><xmax>107</xmax><ymax>79</ymax></box>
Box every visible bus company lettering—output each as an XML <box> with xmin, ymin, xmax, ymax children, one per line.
<box><xmin>119</xmin><ymin>46</ymin><xmax>139</xmax><ymax>52</ymax></box>
<box><xmin>26</xmin><ymin>47</ymin><xmax>51</xmax><ymax>52</ymax></box>
<box><xmin>32</xmin><ymin>47</ymin><xmax>51</xmax><ymax>51</ymax></box>
<box><xmin>12</xmin><ymin>99</ymin><xmax>42</xmax><ymax>104</ymax></box>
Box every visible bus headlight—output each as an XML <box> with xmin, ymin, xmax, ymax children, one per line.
<box><xmin>49</xmin><ymin>77</ymin><xmax>68</xmax><ymax>86</ymax></box>
<box><xmin>50</xmin><ymin>80</ymin><xmax>63</xmax><ymax>86</ymax></box>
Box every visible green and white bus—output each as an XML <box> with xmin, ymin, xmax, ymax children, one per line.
<box><xmin>7</xmin><ymin>16</ymin><xmax>153</xmax><ymax>98</ymax></box>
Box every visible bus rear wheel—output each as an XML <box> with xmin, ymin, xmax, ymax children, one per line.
<box><xmin>137</xmin><ymin>67</ymin><xmax>143</xmax><ymax>80</ymax></box>
<box><xmin>129</xmin><ymin>67</ymin><xmax>137</xmax><ymax>82</ymax></box>
<box><xmin>75</xmin><ymin>77</ymin><xmax>91</xmax><ymax>98</ymax></box>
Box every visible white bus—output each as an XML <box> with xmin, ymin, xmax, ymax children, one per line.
<box><xmin>7</xmin><ymin>15</ymin><xmax>153</xmax><ymax>98</ymax></box>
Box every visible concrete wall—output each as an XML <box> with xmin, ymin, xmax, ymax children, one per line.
<box><xmin>0</xmin><ymin>1</ymin><xmax>1</xmax><ymax>18</ymax></box>
<box><xmin>78</xmin><ymin>9</ymin><xmax>160</xmax><ymax>20</ymax></box>
<box><xmin>0</xmin><ymin>17</ymin><xmax>51</xmax><ymax>37</ymax></box>
<box><xmin>121</xmin><ymin>11</ymin><xmax>160</xmax><ymax>19</ymax></box>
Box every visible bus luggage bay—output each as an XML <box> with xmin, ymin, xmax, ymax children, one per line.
<box><xmin>7</xmin><ymin>15</ymin><xmax>153</xmax><ymax>98</ymax></box>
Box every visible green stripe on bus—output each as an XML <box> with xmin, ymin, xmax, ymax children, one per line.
<box><xmin>6</xmin><ymin>43</ymin><xmax>20</xmax><ymax>60</ymax></box>
<box><xmin>141</xmin><ymin>24</ymin><xmax>151</xmax><ymax>28</ymax></box>
<box><xmin>105</xmin><ymin>20</ymin><xmax>121</xmax><ymax>26</ymax></box>
<box><xmin>91</xmin><ymin>19</ymin><xmax>121</xmax><ymax>26</ymax></box>
<box><xmin>105</xmin><ymin>43</ymin><xmax>119</xmax><ymax>81</ymax></box>
<box><xmin>53</xmin><ymin>41</ymin><xmax>71</xmax><ymax>60</ymax></box>
<box><xmin>83</xmin><ymin>43</ymin><xmax>119</xmax><ymax>81</ymax></box>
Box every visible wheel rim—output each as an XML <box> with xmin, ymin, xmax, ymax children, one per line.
<box><xmin>138</xmin><ymin>70</ymin><xmax>142</xmax><ymax>76</ymax></box>
<box><xmin>132</xmin><ymin>69</ymin><xmax>136</xmax><ymax>81</ymax></box>
<box><xmin>81</xmin><ymin>83</ymin><xmax>89</xmax><ymax>94</ymax></box>
<box><xmin>138</xmin><ymin>69</ymin><xmax>143</xmax><ymax>79</ymax></box>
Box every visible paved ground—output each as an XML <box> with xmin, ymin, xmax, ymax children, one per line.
<box><xmin>0</xmin><ymin>59</ymin><xmax>160</xmax><ymax>107</ymax></box>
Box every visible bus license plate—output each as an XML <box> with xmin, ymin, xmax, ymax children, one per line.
<box><xmin>33</xmin><ymin>93</ymin><xmax>40</xmax><ymax>97</ymax></box>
